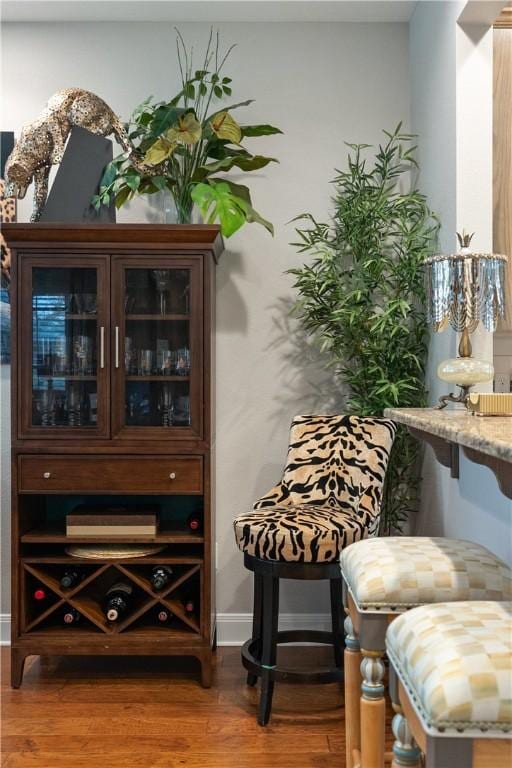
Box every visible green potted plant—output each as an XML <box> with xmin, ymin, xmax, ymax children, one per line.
<box><xmin>288</xmin><ymin>125</ymin><xmax>438</xmax><ymax>533</ymax></box>
<box><xmin>94</xmin><ymin>29</ymin><xmax>281</xmax><ymax>237</ymax></box>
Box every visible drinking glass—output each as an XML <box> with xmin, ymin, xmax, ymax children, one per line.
<box><xmin>158</xmin><ymin>385</ymin><xmax>174</xmax><ymax>427</ymax></box>
<box><xmin>151</xmin><ymin>270</ymin><xmax>172</xmax><ymax>315</ymax></box>
<box><xmin>139</xmin><ymin>349</ymin><xmax>155</xmax><ymax>376</ymax></box>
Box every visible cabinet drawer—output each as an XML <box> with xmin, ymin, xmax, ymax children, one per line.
<box><xmin>18</xmin><ymin>456</ymin><xmax>203</xmax><ymax>493</ymax></box>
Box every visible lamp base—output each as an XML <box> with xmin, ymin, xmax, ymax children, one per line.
<box><xmin>435</xmin><ymin>385</ymin><xmax>472</xmax><ymax>410</ymax></box>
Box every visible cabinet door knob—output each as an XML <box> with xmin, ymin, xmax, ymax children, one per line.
<box><xmin>169</xmin><ymin>472</ymin><xmax>176</xmax><ymax>480</ymax></box>
<box><xmin>43</xmin><ymin>472</ymin><xmax>51</xmax><ymax>479</ymax></box>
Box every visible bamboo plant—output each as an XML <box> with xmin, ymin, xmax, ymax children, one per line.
<box><xmin>288</xmin><ymin>125</ymin><xmax>438</xmax><ymax>532</ymax></box>
<box><xmin>94</xmin><ymin>29</ymin><xmax>281</xmax><ymax>237</ymax></box>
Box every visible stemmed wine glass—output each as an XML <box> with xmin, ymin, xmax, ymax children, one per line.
<box><xmin>151</xmin><ymin>270</ymin><xmax>172</xmax><ymax>315</ymax></box>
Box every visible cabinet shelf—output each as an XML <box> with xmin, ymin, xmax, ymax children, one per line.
<box><xmin>125</xmin><ymin>375</ymin><xmax>190</xmax><ymax>382</ymax></box>
<box><xmin>21</xmin><ymin>527</ymin><xmax>204</xmax><ymax>544</ymax></box>
<box><xmin>126</xmin><ymin>314</ymin><xmax>189</xmax><ymax>321</ymax></box>
<box><xmin>34</xmin><ymin>374</ymin><xmax>97</xmax><ymax>381</ymax></box>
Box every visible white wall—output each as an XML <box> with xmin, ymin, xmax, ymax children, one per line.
<box><xmin>409</xmin><ymin>2</ymin><xmax>512</xmax><ymax>566</ymax></box>
<box><xmin>0</xmin><ymin>21</ymin><xmax>410</xmax><ymax>633</ymax></box>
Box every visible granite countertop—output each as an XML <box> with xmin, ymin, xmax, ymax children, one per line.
<box><xmin>384</xmin><ymin>408</ymin><xmax>512</xmax><ymax>463</ymax></box>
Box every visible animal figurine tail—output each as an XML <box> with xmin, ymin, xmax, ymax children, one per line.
<box><xmin>110</xmin><ymin>116</ymin><xmax>165</xmax><ymax>177</ymax></box>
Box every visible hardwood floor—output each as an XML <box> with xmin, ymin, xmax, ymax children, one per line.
<box><xmin>0</xmin><ymin>646</ymin><xmax>391</xmax><ymax>767</ymax></box>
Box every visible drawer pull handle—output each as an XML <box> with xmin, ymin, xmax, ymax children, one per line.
<box><xmin>43</xmin><ymin>472</ymin><xmax>51</xmax><ymax>479</ymax></box>
<box><xmin>169</xmin><ymin>472</ymin><xmax>176</xmax><ymax>480</ymax></box>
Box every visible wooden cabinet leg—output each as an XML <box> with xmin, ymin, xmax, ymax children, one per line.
<box><xmin>11</xmin><ymin>649</ymin><xmax>27</xmax><ymax>689</ymax></box>
<box><xmin>200</xmin><ymin>655</ymin><xmax>212</xmax><ymax>688</ymax></box>
<box><xmin>258</xmin><ymin>573</ymin><xmax>279</xmax><ymax>727</ymax></box>
<box><xmin>360</xmin><ymin>650</ymin><xmax>386</xmax><ymax>768</ymax></box>
<box><xmin>391</xmin><ymin>710</ymin><xmax>422</xmax><ymax>767</ymax></box>
<box><xmin>344</xmin><ymin>615</ymin><xmax>362</xmax><ymax>768</ymax></box>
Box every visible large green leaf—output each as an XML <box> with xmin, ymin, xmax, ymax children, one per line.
<box><xmin>206</xmin><ymin>140</ymin><xmax>251</xmax><ymax>161</ymax></box>
<box><xmin>191</xmin><ymin>181</ymin><xmax>246</xmax><ymax>237</ymax></box>
<box><xmin>205</xmin><ymin>99</ymin><xmax>254</xmax><ymax>124</ymax></box>
<box><xmin>222</xmin><ymin>180</ymin><xmax>274</xmax><ymax>235</ymax></box>
<box><xmin>241</xmin><ymin>124</ymin><xmax>283</xmax><ymax>137</ymax></box>
<box><xmin>199</xmin><ymin>154</ymin><xmax>278</xmax><ymax>174</ymax></box>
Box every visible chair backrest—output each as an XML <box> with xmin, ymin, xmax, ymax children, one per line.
<box><xmin>282</xmin><ymin>414</ymin><xmax>396</xmax><ymax>528</ymax></box>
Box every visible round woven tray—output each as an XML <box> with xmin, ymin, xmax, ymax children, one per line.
<box><xmin>65</xmin><ymin>544</ymin><xmax>166</xmax><ymax>560</ymax></box>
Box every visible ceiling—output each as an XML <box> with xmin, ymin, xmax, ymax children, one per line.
<box><xmin>1</xmin><ymin>0</ymin><xmax>419</xmax><ymax>23</ymax></box>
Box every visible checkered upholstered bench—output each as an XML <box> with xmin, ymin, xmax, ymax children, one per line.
<box><xmin>386</xmin><ymin>601</ymin><xmax>512</xmax><ymax>768</ymax></box>
<box><xmin>340</xmin><ymin>537</ymin><xmax>512</xmax><ymax>768</ymax></box>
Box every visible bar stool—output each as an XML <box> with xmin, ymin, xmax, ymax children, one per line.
<box><xmin>233</xmin><ymin>414</ymin><xmax>397</xmax><ymax>725</ymax></box>
<box><xmin>341</xmin><ymin>537</ymin><xmax>512</xmax><ymax>768</ymax></box>
<box><xmin>386</xmin><ymin>601</ymin><xmax>512</xmax><ymax>768</ymax></box>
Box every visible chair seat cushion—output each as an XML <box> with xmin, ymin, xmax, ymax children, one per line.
<box><xmin>386</xmin><ymin>601</ymin><xmax>512</xmax><ymax>735</ymax></box>
<box><xmin>340</xmin><ymin>537</ymin><xmax>512</xmax><ymax>612</ymax></box>
<box><xmin>234</xmin><ymin>503</ymin><xmax>368</xmax><ymax>563</ymax></box>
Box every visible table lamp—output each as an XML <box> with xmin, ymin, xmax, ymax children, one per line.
<box><xmin>424</xmin><ymin>232</ymin><xmax>508</xmax><ymax>409</ymax></box>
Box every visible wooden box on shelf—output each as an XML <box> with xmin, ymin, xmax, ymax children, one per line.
<box><xmin>3</xmin><ymin>223</ymin><xmax>223</xmax><ymax>688</ymax></box>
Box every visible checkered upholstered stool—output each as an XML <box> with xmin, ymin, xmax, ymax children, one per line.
<box><xmin>234</xmin><ymin>414</ymin><xmax>397</xmax><ymax>725</ymax></box>
<box><xmin>340</xmin><ymin>537</ymin><xmax>512</xmax><ymax>768</ymax></box>
<box><xmin>386</xmin><ymin>601</ymin><xmax>512</xmax><ymax>768</ymax></box>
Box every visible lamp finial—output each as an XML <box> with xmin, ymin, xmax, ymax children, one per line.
<box><xmin>456</xmin><ymin>230</ymin><xmax>474</xmax><ymax>249</ymax></box>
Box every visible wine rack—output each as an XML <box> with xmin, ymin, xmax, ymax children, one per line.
<box><xmin>22</xmin><ymin>560</ymin><xmax>201</xmax><ymax>635</ymax></box>
<box><xmin>5</xmin><ymin>224</ymin><xmax>223</xmax><ymax>688</ymax></box>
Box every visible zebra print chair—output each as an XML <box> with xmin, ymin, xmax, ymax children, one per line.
<box><xmin>233</xmin><ymin>414</ymin><xmax>396</xmax><ymax>725</ymax></box>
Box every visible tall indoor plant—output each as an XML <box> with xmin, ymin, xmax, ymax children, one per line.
<box><xmin>94</xmin><ymin>29</ymin><xmax>281</xmax><ymax>237</ymax></box>
<box><xmin>289</xmin><ymin>125</ymin><xmax>438</xmax><ymax>533</ymax></box>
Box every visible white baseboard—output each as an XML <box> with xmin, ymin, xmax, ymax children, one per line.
<box><xmin>0</xmin><ymin>613</ymin><xmax>10</xmax><ymax>645</ymax></box>
<box><xmin>0</xmin><ymin>612</ymin><xmax>331</xmax><ymax>647</ymax></box>
<box><xmin>216</xmin><ymin>612</ymin><xmax>331</xmax><ymax>646</ymax></box>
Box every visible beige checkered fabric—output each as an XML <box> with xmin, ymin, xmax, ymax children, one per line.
<box><xmin>386</xmin><ymin>601</ymin><xmax>512</xmax><ymax>735</ymax></box>
<box><xmin>340</xmin><ymin>537</ymin><xmax>512</xmax><ymax>612</ymax></box>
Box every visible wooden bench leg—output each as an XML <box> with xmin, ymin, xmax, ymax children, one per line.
<box><xmin>360</xmin><ymin>650</ymin><xmax>386</xmax><ymax>768</ymax></box>
<box><xmin>391</xmin><ymin>710</ymin><xmax>422</xmax><ymax>768</ymax></box>
<box><xmin>344</xmin><ymin>615</ymin><xmax>362</xmax><ymax>768</ymax></box>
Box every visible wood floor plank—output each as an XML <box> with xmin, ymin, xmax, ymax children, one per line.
<box><xmin>0</xmin><ymin>646</ymin><xmax>391</xmax><ymax>768</ymax></box>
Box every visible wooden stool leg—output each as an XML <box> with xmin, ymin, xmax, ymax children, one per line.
<box><xmin>258</xmin><ymin>572</ymin><xmax>279</xmax><ymax>726</ymax></box>
<box><xmin>330</xmin><ymin>578</ymin><xmax>344</xmax><ymax>669</ymax></box>
<box><xmin>360</xmin><ymin>650</ymin><xmax>386</xmax><ymax>768</ymax></box>
<box><xmin>247</xmin><ymin>572</ymin><xmax>264</xmax><ymax>687</ymax></box>
<box><xmin>344</xmin><ymin>615</ymin><xmax>362</xmax><ymax>768</ymax></box>
<box><xmin>391</xmin><ymin>710</ymin><xmax>422</xmax><ymax>767</ymax></box>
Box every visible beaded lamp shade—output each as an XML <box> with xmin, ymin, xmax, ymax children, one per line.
<box><xmin>424</xmin><ymin>232</ymin><xmax>508</xmax><ymax>409</ymax></box>
<box><xmin>425</xmin><ymin>249</ymin><xmax>507</xmax><ymax>333</ymax></box>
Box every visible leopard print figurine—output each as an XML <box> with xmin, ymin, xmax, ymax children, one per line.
<box><xmin>234</xmin><ymin>414</ymin><xmax>397</xmax><ymax>563</ymax></box>
<box><xmin>5</xmin><ymin>88</ymin><xmax>155</xmax><ymax>222</ymax></box>
<box><xmin>0</xmin><ymin>178</ymin><xmax>16</xmax><ymax>286</ymax></box>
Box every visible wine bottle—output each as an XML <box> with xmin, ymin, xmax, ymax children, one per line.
<box><xmin>33</xmin><ymin>587</ymin><xmax>47</xmax><ymax>601</ymax></box>
<box><xmin>60</xmin><ymin>569</ymin><xmax>84</xmax><ymax>589</ymax></box>
<box><xmin>150</xmin><ymin>566</ymin><xmax>173</xmax><ymax>591</ymax></box>
<box><xmin>157</xmin><ymin>608</ymin><xmax>173</xmax><ymax>623</ymax></box>
<box><xmin>63</xmin><ymin>608</ymin><xmax>81</xmax><ymax>625</ymax></box>
<box><xmin>183</xmin><ymin>598</ymin><xmax>195</xmax><ymax>614</ymax></box>
<box><xmin>104</xmin><ymin>582</ymin><xmax>133</xmax><ymax>622</ymax></box>
<box><xmin>186</xmin><ymin>513</ymin><xmax>202</xmax><ymax>532</ymax></box>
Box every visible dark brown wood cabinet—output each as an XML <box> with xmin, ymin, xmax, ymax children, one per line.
<box><xmin>4</xmin><ymin>224</ymin><xmax>223</xmax><ymax>688</ymax></box>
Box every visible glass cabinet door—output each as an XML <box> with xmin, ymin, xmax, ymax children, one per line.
<box><xmin>112</xmin><ymin>258</ymin><xmax>202</xmax><ymax>438</ymax></box>
<box><xmin>20</xmin><ymin>257</ymin><xmax>109</xmax><ymax>438</ymax></box>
